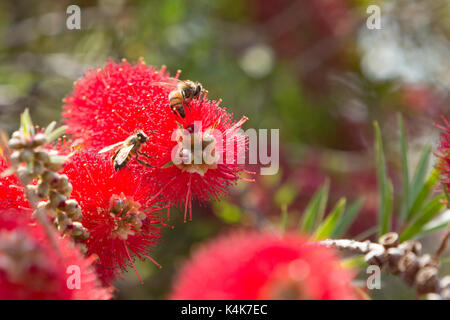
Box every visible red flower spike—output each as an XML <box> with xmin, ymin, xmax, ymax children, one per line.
<box><xmin>63</xmin><ymin>60</ymin><xmax>252</xmax><ymax>220</ymax></box>
<box><xmin>62</xmin><ymin>151</ymin><xmax>165</xmax><ymax>284</ymax></box>
<box><xmin>0</xmin><ymin>209</ymin><xmax>112</xmax><ymax>300</ymax></box>
<box><xmin>170</xmin><ymin>231</ymin><xmax>358</xmax><ymax>300</ymax></box>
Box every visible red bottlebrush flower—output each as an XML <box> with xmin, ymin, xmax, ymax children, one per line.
<box><xmin>63</xmin><ymin>59</ymin><xmax>251</xmax><ymax>221</ymax></box>
<box><xmin>170</xmin><ymin>231</ymin><xmax>358</xmax><ymax>300</ymax></box>
<box><xmin>0</xmin><ymin>209</ymin><xmax>111</xmax><ymax>300</ymax></box>
<box><xmin>436</xmin><ymin>117</ymin><xmax>450</xmax><ymax>192</ymax></box>
<box><xmin>62</xmin><ymin>151</ymin><xmax>164</xmax><ymax>284</ymax></box>
<box><xmin>0</xmin><ymin>156</ymin><xmax>29</xmax><ymax>211</ymax></box>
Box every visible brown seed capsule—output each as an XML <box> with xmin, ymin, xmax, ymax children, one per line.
<box><xmin>417</xmin><ymin>254</ymin><xmax>436</xmax><ymax>268</ymax></box>
<box><xmin>398</xmin><ymin>240</ymin><xmax>422</xmax><ymax>255</ymax></box>
<box><xmin>365</xmin><ymin>247</ymin><xmax>387</xmax><ymax>266</ymax></box>
<box><xmin>386</xmin><ymin>248</ymin><xmax>403</xmax><ymax>274</ymax></box>
<box><xmin>416</xmin><ymin>266</ymin><xmax>439</xmax><ymax>294</ymax></box>
<box><xmin>378</xmin><ymin>232</ymin><xmax>399</xmax><ymax>249</ymax></box>
<box><xmin>398</xmin><ymin>252</ymin><xmax>420</xmax><ymax>285</ymax></box>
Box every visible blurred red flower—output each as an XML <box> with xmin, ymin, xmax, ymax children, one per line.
<box><xmin>63</xmin><ymin>60</ymin><xmax>250</xmax><ymax>221</ymax></box>
<box><xmin>0</xmin><ymin>209</ymin><xmax>111</xmax><ymax>300</ymax></box>
<box><xmin>170</xmin><ymin>231</ymin><xmax>358</xmax><ymax>300</ymax></box>
<box><xmin>0</xmin><ymin>156</ymin><xmax>29</xmax><ymax>211</ymax></box>
<box><xmin>62</xmin><ymin>151</ymin><xmax>165</xmax><ymax>284</ymax></box>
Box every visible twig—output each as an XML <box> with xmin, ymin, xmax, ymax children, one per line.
<box><xmin>321</xmin><ymin>232</ymin><xmax>450</xmax><ymax>299</ymax></box>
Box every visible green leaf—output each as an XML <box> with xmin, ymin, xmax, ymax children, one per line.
<box><xmin>407</xmin><ymin>169</ymin><xmax>440</xmax><ymax>221</ymax></box>
<box><xmin>442</xmin><ymin>183</ymin><xmax>450</xmax><ymax>206</ymax></box>
<box><xmin>341</xmin><ymin>256</ymin><xmax>367</xmax><ymax>269</ymax></box>
<box><xmin>332</xmin><ymin>198</ymin><xmax>364</xmax><ymax>238</ymax></box>
<box><xmin>314</xmin><ymin>179</ymin><xmax>330</xmax><ymax>228</ymax></box>
<box><xmin>313</xmin><ymin>198</ymin><xmax>346</xmax><ymax>240</ymax></box>
<box><xmin>20</xmin><ymin>108</ymin><xmax>34</xmax><ymax>139</ymax></box>
<box><xmin>409</xmin><ymin>144</ymin><xmax>432</xmax><ymax>206</ymax></box>
<box><xmin>398</xmin><ymin>114</ymin><xmax>409</xmax><ymax>225</ymax></box>
<box><xmin>374</xmin><ymin>121</ymin><xmax>392</xmax><ymax>237</ymax></box>
<box><xmin>46</xmin><ymin>125</ymin><xmax>67</xmax><ymax>143</ymax></box>
<box><xmin>400</xmin><ymin>196</ymin><xmax>446</xmax><ymax>241</ymax></box>
<box><xmin>44</xmin><ymin>121</ymin><xmax>57</xmax><ymax>136</ymax></box>
<box><xmin>300</xmin><ymin>180</ymin><xmax>329</xmax><ymax>232</ymax></box>
<box><xmin>416</xmin><ymin>209</ymin><xmax>450</xmax><ymax>237</ymax></box>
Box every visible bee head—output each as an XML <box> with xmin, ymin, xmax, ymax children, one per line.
<box><xmin>136</xmin><ymin>131</ymin><xmax>148</xmax><ymax>143</ymax></box>
<box><xmin>194</xmin><ymin>82</ymin><xmax>202</xmax><ymax>98</ymax></box>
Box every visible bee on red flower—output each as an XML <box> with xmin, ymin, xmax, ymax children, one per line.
<box><xmin>63</xmin><ymin>59</ymin><xmax>252</xmax><ymax>221</ymax></box>
<box><xmin>62</xmin><ymin>151</ymin><xmax>166</xmax><ymax>284</ymax></box>
<box><xmin>170</xmin><ymin>231</ymin><xmax>358</xmax><ymax>300</ymax></box>
<box><xmin>0</xmin><ymin>209</ymin><xmax>112</xmax><ymax>300</ymax></box>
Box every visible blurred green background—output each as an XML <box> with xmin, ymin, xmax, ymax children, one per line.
<box><xmin>0</xmin><ymin>0</ymin><xmax>449</xmax><ymax>299</ymax></box>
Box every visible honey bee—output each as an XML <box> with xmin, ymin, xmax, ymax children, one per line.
<box><xmin>153</xmin><ymin>79</ymin><xmax>203</xmax><ymax>118</ymax></box>
<box><xmin>98</xmin><ymin>130</ymin><xmax>152</xmax><ymax>171</ymax></box>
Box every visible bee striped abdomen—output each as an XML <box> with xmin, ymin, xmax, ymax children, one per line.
<box><xmin>169</xmin><ymin>91</ymin><xmax>185</xmax><ymax>118</ymax></box>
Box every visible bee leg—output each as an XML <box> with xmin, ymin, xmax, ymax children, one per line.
<box><xmin>135</xmin><ymin>153</ymin><xmax>152</xmax><ymax>168</ymax></box>
<box><xmin>137</xmin><ymin>151</ymin><xmax>151</xmax><ymax>159</ymax></box>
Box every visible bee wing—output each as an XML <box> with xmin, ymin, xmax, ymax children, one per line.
<box><xmin>114</xmin><ymin>144</ymin><xmax>134</xmax><ymax>165</ymax></box>
<box><xmin>98</xmin><ymin>141</ymin><xmax>126</xmax><ymax>154</ymax></box>
<box><xmin>150</xmin><ymin>80</ymin><xmax>180</xmax><ymax>89</ymax></box>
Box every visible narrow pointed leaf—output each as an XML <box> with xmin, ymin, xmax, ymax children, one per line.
<box><xmin>332</xmin><ymin>198</ymin><xmax>364</xmax><ymax>238</ymax></box>
<box><xmin>313</xmin><ymin>198</ymin><xmax>346</xmax><ymax>240</ymax></box>
<box><xmin>407</xmin><ymin>169</ymin><xmax>440</xmax><ymax>221</ymax></box>
<box><xmin>398</xmin><ymin>114</ymin><xmax>409</xmax><ymax>225</ymax></box>
<box><xmin>300</xmin><ymin>181</ymin><xmax>329</xmax><ymax>232</ymax></box>
<box><xmin>400</xmin><ymin>196</ymin><xmax>446</xmax><ymax>241</ymax></box>
<box><xmin>409</xmin><ymin>145</ymin><xmax>432</xmax><ymax>205</ymax></box>
<box><xmin>374</xmin><ymin>121</ymin><xmax>392</xmax><ymax>236</ymax></box>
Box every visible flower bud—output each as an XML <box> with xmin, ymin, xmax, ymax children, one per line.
<box><xmin>32</xmin><ymin>161</ymin><xmax>45</xmax><ymax>176</ymax></box>
<box><xmin>35</xmin><ymin>151</ymin><xmax>50</xmax><ymax>164</ymax></box>
<box><xmin>17</xmin><ymin>167</ymin><xmax>34</xmax><ymax>185</ymax></box>
<box><xmin>10</xmin><ymin>151</ymin><xmax>21</xmax><ymax>165</ymax></box>
<box><xmin>37</xmin><ymin>181</ymin><xmax>49</xmax><ymax>198</ymax></box>
<box><xmin>32</xmin><ymin>133</ymin><xmax>47</xmax><ymax>147</ymax></box>
<box><xmin>8</xmin><ymin>138</ymin><xmax>24</xmax><ymax>150</ymax></box>
<box><xmin>49</xmin><ymin>191</ymin><xmax>67</xmax><ymax>209</ymax></box>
